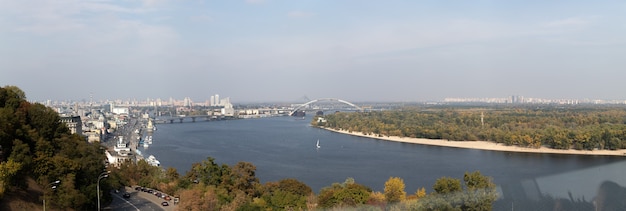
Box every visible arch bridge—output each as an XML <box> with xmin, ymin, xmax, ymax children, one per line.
<box><xmin>289</xmin><ymin>98</ymin><xmax>362</xmax><ymax>116</ymax></box>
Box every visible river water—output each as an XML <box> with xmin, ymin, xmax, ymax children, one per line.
<box><xmin>141</xmin><ymin>116</ymin><xmax>626</xmax><ymax>208</ymax></box>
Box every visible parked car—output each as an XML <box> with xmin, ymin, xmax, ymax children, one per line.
<box><xmin>161</xmin><ymin>201</ymin><xmax>169</xmax><ymax>206</ymax></box>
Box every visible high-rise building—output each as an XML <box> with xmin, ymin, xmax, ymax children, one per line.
<box><xmin>220</xmin><ymin>97</ymin><xmax>230</xmax><ymax>106</ymax></box>
<box><xmin>215</xmin><ymin>94</ymin><xmax>220</xmax><ymax>106</ymax></box>
<box><xmin>210</xmin><ymin>96</ymin><xmax>215</xmax><ymax>106</ymax></box>
<box><xmin>183</xmin><ymin>97</ymin><xmax>192</xmax><ymax>107</ymax></box>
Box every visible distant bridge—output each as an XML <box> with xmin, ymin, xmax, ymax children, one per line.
<box><xmin>154</xmin><ymin>115</ymin><xmax>228</xmax><ymax>124</ymax></box>
<box><xmin>289</xmin><ymin>98</ymin><xmax>362</xmax><ymax>116</ymax></box>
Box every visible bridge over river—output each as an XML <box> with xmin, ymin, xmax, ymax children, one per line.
<box><xmin>153</xmin><ymin>98</ymin><xmax>364</xmax><ymax>123</ymax></box>
<box><xmin>154</xmin><ymin>115</ymin><xmax>233</xmax><ymax>124</ymax></box>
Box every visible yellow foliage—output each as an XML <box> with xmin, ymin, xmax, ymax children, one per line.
<box><xmin>416</xmin><ymin>187</ymin><xmax>426</xmax><ymax>199</ymax></box>
<box><xmin>384</xmin><ymin>177</ymin><xmax>406</xmax><ymax>203</ymax></box>
<box><xmin>369</xmin><ymin>191</ymin><xmax>386</xmax><ymax>205</ymax></box>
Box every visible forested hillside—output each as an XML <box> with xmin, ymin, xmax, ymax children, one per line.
<box><xmin>315</xmin><ymin>106</ymin><xmax>626</xmax><ymax>150</ymax></box>
<box><xmin>0</xmin><ymin>86</ymin><xmax>108</xmax><ymax>210</ymax></box>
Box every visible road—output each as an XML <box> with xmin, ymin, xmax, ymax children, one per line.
<box><xmin>105</xmin><ymin>187</ymin><xmax>177</xmax><ymax>211</ymax></box>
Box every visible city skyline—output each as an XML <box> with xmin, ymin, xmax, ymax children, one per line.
<box><xmin>2</xmin><ymin>1</ymin><xmax>626</xmax><ymax>102</ymax></box>
<box><xmin>37</xmin><ymin>94</ymin><xmax>626</xmax><ymax>106</ymax></box>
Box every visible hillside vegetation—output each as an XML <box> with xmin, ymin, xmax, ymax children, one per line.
<box><xmin>0</xmin><ymin>86</ymin><xmax>109</xmax><ymax>210</ymax></box>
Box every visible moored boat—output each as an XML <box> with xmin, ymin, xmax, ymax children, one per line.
<box><xmin>146</xmin><ymin>155</ymin><xmax>160</xmax><ymax>167</ymax></box>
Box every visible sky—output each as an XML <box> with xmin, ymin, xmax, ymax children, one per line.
<box><xmin>1</xmin><ymin>0</ymin><xmax>626</xmax><ymax>103</ymax></box>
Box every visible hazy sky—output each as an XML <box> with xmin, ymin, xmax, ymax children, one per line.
<box><xmin>2</xmin><ymin>0</ymin><xmax>625</xmax><ymax>102</ymax></box>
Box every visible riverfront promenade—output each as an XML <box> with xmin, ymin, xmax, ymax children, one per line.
<box><xmin>323</xmin><ymin>127</ymin><xmax>626</xmax><ymax>156</ymax></box>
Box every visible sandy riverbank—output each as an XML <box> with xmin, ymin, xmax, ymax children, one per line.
<box><xmin>322</xmin><ymin>127</ymin><xmax>626</xmax><ymax>156</ymax></box>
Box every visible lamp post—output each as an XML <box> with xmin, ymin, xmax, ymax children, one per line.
<box><xmin>97</xmin><ymin>172</ymin><xmax>109</xmax><ymax>211</ymax></box>
<box><xmin>43</xmin><ymin>180</ymin><xmax>60</xmax><ymax>211</ymax></box>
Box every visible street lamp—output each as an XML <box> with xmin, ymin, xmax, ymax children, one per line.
<box><xmin>43</xmin><ymin>180</ymin><xmax>60</xmax><ymax>211</ymax></box>
<box><xmin>97</xmin><ymin>172</ymin><xmax>109</xmax><ymax>211</ymax></box>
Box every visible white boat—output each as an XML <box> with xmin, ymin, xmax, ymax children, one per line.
<box><xmin>146</xmin><ymin>119</ymin><xmax>154</xmax><ymax>131</ymax></box>
<box><xmin>146</xmin><ymin>155</ymin><xmax>160</xmax><ymax>167</ymax></box>
<box><xmin>316</xmin><ymin>139</ymin><xmax>321</xmax><ymax>149</ymax></box>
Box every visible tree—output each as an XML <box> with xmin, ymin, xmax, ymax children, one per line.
<box><xmin>277</xmin><ymin>178</ymin><xmax>312</xmax><ymax>197</ymax></box>
<box><xmin>317</xmin><ymin>179</ymin><xmax>373</xmax><ymax>209</ymax></box>
<box><xmin>462</xmin><ymin>171</ymin><xmax>498</xmax><ymax>211</ymax></box>
<box><xmin>415</xmin><ymin>187</ymin><xmax>427</xmax><ymax>199</ymax></box>
<box><xmin>178</xmin><ymin>187</ymin><xmax>219</xmax><ymax>211</ymax></box>
<box><xmin>0</xmin><ymin>159</ymin><xmax>22</xmax><ymax>199</ymax></box>
<box><xmin>433</xmin><ymin>177</ymin><xmax>461</xmax><ymax>195</ymax></box>
<box><xmin>384</xmin><ymin>176</ymin><xmax>406</xmax><ymax>203</ymax></box>
<box><xmin>260</xmin><ymin>178</ymin><xmax>312</xmax><ymax>210</ymax></box>
<box><xmin>165</xmin><ymin>167</ymin><xmax>180</xmax><ymax>181</ymax></box>
<box><xmin>367</xmin><ymin>191</ymin><xmax>386</xmax><ymax>208</ymax></box>
<box><xmin>186</xmin><ymin>157</ymin><xmax>223</xmax><ymax>186</ymax></box>
<box><xmin>229</xmin><ymin>162</ymin><xmax>259</xmax><ymax>196</ymax></box>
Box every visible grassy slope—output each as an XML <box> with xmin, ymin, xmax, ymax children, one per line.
<box><xmin>0</xmin><ymin>178</ymin><xmax>50</xmax><ymax>211</ymax></box>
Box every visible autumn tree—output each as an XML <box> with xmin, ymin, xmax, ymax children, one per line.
<box><xmin>178</xmin><ymin>186</ymin><xmax>219</xmax><ymax>211</ymax></box>
<box><xmin>229</xmin><ymin>161</ymin><xmax>259</xmax><ymax>196</ymax></box>
<box><xmin>384</xmin><ymin>176</ymin><xmax>406</xmax><ymax>203</ymax></box>
<box><xmin>0</xmin><ymin>159</ymin><xmax>22</xmax><ymax>198</ymax></box>
<box><xmin>415</xmin><ymin>187</ymin><xmax>427</xmax><ymax>199</ymax></box>
<box><xmin>367</xmin><ymin>191</ymin><xmax>387</xmax><ymax>208</ymax></box>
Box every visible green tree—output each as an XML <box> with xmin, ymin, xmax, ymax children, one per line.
<box><xmin>462</xmin><ymin>171</ymin><xmax>498</xmax><ymax>211</ymax></box>
<box><xmin>186</xmin><ymin>157</ymin><xmax>224</xmax><ymax>186</ymax></box>
<box><xmin>260</xmin><ymin>178</ymin><xmax>312</xmax><ymax>210</ymax></box>
<box><xmin>433</xmin><ymin>177</ymin><xmax>461</xmax><ymax>195</ymax></box>
<box><xmin>317</xmin><ymin>178</ymin><xmax>373</xmax><ymax>209</ymax></box>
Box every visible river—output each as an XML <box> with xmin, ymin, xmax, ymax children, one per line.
<box><xmin>140</xmin><ymin>116</ymin><xmax>626</xmax><ymax>208</ymax></box>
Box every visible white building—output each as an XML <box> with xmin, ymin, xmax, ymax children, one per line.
<box><xmin>112</xmin><ymin>107</ymin><xmax>129</xmax><ymax>115</ymax></box>
<box><xmin>221</xmin><ymin>102</ymin><xmax>235</xmax><ymax>117</ymax></box>
<box><xmin>106</xmin><ymin>136</ymin><xmax>132</xmax><ymax>167</ymax></box>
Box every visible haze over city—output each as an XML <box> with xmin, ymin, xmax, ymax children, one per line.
<box><xmin>2</xmin><ymin>0</ymin><xmax>625</xmax><ymax>102</ymax></box>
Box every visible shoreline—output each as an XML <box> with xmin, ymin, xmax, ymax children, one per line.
<box><xmin>321</xmin><ymin>127</ymin><xmax>626</xmax><ymax>156</ymax></box>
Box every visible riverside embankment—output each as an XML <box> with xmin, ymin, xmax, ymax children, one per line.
<box><xmin>321</xmin><ymin>127</ymin><xmax>626</xmax><ymax>156</ymax></box>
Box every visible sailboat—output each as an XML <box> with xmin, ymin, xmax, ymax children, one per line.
<box><xmin>316</xmin><ymin>139</ymin><xmax>321</xmax><ymax>149</ymax></box>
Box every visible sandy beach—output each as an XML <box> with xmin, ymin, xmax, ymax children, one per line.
<box><xmin>322</xmin><ymin>127</ymin><xmax>626</xmax><ymax>156</ymax></box>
